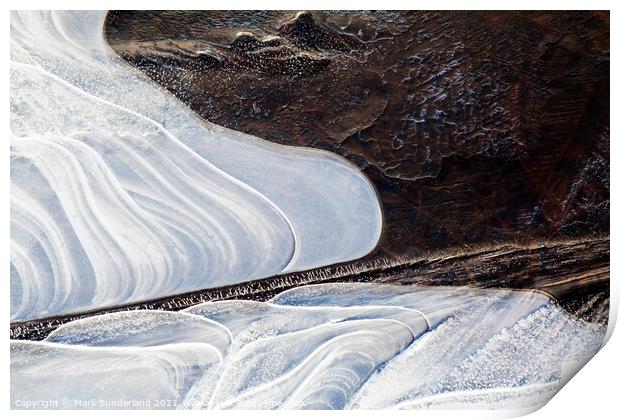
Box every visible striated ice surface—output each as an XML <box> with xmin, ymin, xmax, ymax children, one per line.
<box><xmin>11</xmin><ymin>340</ymin><xmax>223</xmax><ymax>408</ymax></box>
<box><xmin>10</xmin><ymin>284</ymin><xmax>606</xmax><ymax>410</ymax></box>
<box><xmin>9</xmin><ymin>10</ymin><xmax>382</xmax><ymax>321</ymax></box>
<box><xmin>45</xmin><ymin>310</ymin><xmax>232</xmax><ymax>351</ymax></box>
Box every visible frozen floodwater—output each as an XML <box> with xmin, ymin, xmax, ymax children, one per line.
<box><xmin>10</xmin><ymin>283</ymin><xmax>606</xmax><ymax>410</ymax></box>
<box><xmin>10</xmin><ymin>11</ymin><xmax>382</xmax><ymax>320</ymax></box>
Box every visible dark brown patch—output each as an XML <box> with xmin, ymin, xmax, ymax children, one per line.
<box><xmin>104</xmin><ymin>11</ymin><xmax>609</xmax><ymax>259</ymax></box>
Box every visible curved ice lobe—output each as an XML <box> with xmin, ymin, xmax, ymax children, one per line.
<box><xmin>45</xmin><ymin>310</ymin><xmax>232</xmax><ymax>353</ymax></box>
<box><xmin>270</xmin><ymin>283</ymin><xmax>551</xmax><ymax>326</ymax></box>
<box><xmin>206</xmin><ymin>319</ymin><xmax>414</xmax><ymax>409</ymax></box>
<box><xmin>184</xmin><ymin>300</ymin><xmax>429</xmax><ymax>349</ymax></box>
<box><xmin>10</xmin><ymin>10</ymin><xmax>382</xmax><ymax>320</ymax></box>
<box><xmin>349</xmin><ymin>303</ymin><xmax>605</xmax><ymax>409</ymax></box>
<box><xmin>10</xmin><ymin>72</ymin><xmax>295</xmax><ymax>319</ymax></box>
<box><xmin>10</xmin><ymin>340</ymin><xmax>222</xmax><ymax>409</ymax></box>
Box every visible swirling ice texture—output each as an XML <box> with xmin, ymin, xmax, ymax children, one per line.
<box><xmin>10</xmin><ymin>284</ymin><xmax>606</xmax><ymax>410</ymax></box>
<box><xmin>9</xmin><ymin>10</ymin><xmax>382</xmax><ymax>321</ymax></box>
